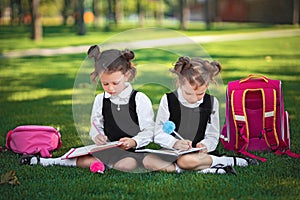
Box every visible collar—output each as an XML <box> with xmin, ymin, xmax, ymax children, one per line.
<box><xmin>104</xmin><ymin>82</ymin><xmax>132</xmax><ymax>102</ymax></box>
<box><xmin>177</xmin><ymin>88</ymin><xmax>204</xmax><ymax>108</ymax></box>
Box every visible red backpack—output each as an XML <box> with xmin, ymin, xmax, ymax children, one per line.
<box><xmin>220</xmin><ymin>74</ymin><xmax>300</xmax><ymax>162</ymax></box>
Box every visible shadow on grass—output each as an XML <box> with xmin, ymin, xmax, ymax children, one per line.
<box><xmin>0</xmin><ymin>42</ymin><xmax>300</xmax><ymax>199</ymax></box>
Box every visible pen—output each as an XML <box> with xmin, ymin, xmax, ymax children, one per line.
<box><xmin>92</xmin><ymin>121</ymin><xmax>103</xmax><ymax>135</ymax></box>
<box><xmin>92</xmin><ymin>121</ymin><xmax>107</xmax><ymax>144</ymax></box>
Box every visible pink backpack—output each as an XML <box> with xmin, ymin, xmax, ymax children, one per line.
<box><xmin>220</xmin><ymin>74</ymin><xmax>300</xmax><ymax>162</ymax></box>
<box><xmin>6</xmin><ymin>125</ymin><xmax>62</xmax><ymax>157</ymax></box>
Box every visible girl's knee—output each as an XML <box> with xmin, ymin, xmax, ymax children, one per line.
<box><xmin>142</xmin><ymin>154</ymin><xmax>170</xmax><ymax>171</ymax></box>
<box><xmin>177</xmin><ymin>155</ymin><xmax>198</xmax><ymax>169</ymax></box>
<box><xmin>76</xmin><ymin>155</ymin><xmax>97</xmax><ymax>168</ymax></box>
<box><xmin>142</xmin><ymin>154</ymin><xmax>157</xmax><ymax>170</ymax></box>
<box><xmin>114</xmin><ymin>157</ymin><xmax>137</xmax><ymax>171</ymax></box>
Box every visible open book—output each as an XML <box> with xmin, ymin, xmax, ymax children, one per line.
<box><xmin>61</xmin><ymin>141</ymin><xmax>122</xmax><ymax>159</ymax></box>
<box><xmin>135</xmin><ymin>147</ymin><xmax>206</xmax><ymax>157</ymax></box>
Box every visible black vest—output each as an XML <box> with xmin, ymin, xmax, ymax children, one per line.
<box><xmin>102</xmin><ymin>90</ymin><xmax>140</xmax><ymax>142</ymax></box>
<box><xmin>166</xmin><ymin>91</ymin><xmax>214</xmax><ymax>147</ymax></box>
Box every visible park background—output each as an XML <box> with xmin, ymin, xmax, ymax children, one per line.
<box><xmin>0</xmin><ymin>0</ymin><xmax>300</xmax><ymax>199</ymax></box>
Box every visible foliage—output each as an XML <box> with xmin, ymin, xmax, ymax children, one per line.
<box><xmin>39</xmin><ymin>0</ymin><xmax>63</xmax><ymax>17</ymax></box>
<box><xmin>0</xmin><ymin>23</ymin><xmax>297</xmax><ymax>53</ymax></box>
<box><xmin>0</xmin><ymin>28</ymin><xmax>300</xmax><ymax>199</ymax></box>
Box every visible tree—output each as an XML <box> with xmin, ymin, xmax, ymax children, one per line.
<box><xmin>204</xmin><ymin>0</ymin><xmax>211</xmax><ymax>30</ymax></box>
<box><xmin>104</xmin><ymin>0</ymin><xmax>114</xmax><ymax>31</ymax></box>
<box><xmin>155</xmin><ymin>0</ymin><xmax>164</xmax><ymax>26</ymax></box>
<box><xmin>136</xmin><ymin>0</ymin><xmax>145</xmax><ymax>27</ymax></box>
<box><xmin>179</xmin><ymin>0</ymin><xmax>189</xmax><ymax>30</ymax></box>
<box><xmin>294</xmin><ymin>0</ymin><xmax>299</xmax><ymax>26</ymax></box>
<box><xmin>30</xmin><ymin>0</ymin><xmax>42</xmax><ymax>40</ymax></box>
<box><xmin>62</xmin><ymin>0</ymin><xmax>71</xmax><ymax>25</ymax></box>
<box><xmin>76</xmin><ymin>0</ymin><xmax>86</xmax><ymax>35</ymax></box>
<box><xmin>115</xmin><ymin>0</ymin><xmax>123</xmax><ymax>25</ymax></box>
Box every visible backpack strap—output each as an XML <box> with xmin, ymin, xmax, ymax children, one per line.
<box><xmin>231</xmin><ymin>88</ymin><xmax>270</xmax><ymax>162</ymax></box>
<box><xmin>231</xmin><ymin>89</ymin><xmax>249</xmax><ymax>151</ymax></box>
<box><xmin>261</xmin><ymin>88</ymin><xmax>279</xmax><ymax>150</ymax></box>
<box><xmin>5</xmin><ymin>130</ymin><xmax>13</xmax><ymax>149</ymax></box>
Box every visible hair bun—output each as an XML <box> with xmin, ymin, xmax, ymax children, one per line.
<box><xmin>210</xmin><ymin>61</ymin><xmax>222</xmax><ymax>73</ymax></box>
<box><xmin>179</xmin><ymin>56</ymin><xmax>190</xmax><ymax>65</ymax></box>
<box><xmin>121</xmin><ymin>49</ymin><xmax>135</xmax><ymax>60</ymax></box>
<box><xmin>87</xmin><ymin>45</ymin><xmax>100</xmax><ymax>59</ymax></box>
<box><xmin>179</xmin><ymin>56</ymin><xmax>191</xmax><ymax>70</ymax></box>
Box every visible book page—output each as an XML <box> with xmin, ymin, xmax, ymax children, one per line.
<box><xmin>61</xmin><ymin>141</ymin><xmax>121</xmax><ymax>159</ymax></box>
<box><xmin>135</xmin><ymin>147</ymin><xmax>206</xmax><ymax>157</ymax></box>
<box><xmin>88</xmin><ymin>141</ymin><xmax>121</xmax><ymax>152</ymax></box>
<box><xmin>176</xmin><ymin>147</ymin><xmax>206</xmax><ymax>155</ymax></box>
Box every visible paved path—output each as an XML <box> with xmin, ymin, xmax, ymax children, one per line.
<box><xmin>1</xmin><ymin>29</ymin><xmax>299</xmax><ymax>58</ymax></box>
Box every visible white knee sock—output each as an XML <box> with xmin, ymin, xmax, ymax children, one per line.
<box><xmin>31</xmin><ymin>157</ymin><xmax>77</xmax><ymax>167</ymax></box>
<box><xmin>210</xmin><ymin>155</ymin><xmax>248</xmax><ymax>167</ymax></box>
<box><xmin>198</xmin><ymin>168</ymin><xmax>226</xmax><ymax>174</ymax></box>
<box><xmin>175</xmin><ymin>163</ymin><xmax>184</xmax><ymax>173</ymax></box>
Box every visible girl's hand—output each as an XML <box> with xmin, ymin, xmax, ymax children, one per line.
<box><xmin>94</xmin><ymin>134</ymin><xmax>108</xmax><ymax>145</ymax></box>
<box><xmin>119</xmin><ymin>137</ymin><xmax>137</xmax><ymax>150</ymax></box>
<box><xmin>196</xmin><ymin>142</ymin><xmax>208</xmax><ymax>153</ymax></box>
<box><xmin>173</xmin><ymin>140</ymin><xmax>192</xmax><ymax>150</ymax></box>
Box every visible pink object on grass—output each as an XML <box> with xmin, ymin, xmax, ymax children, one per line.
<box><xmin>90</xmin><ymin>160</ymin><xmax>105</xmax><ymax>173</ymax></box>
<box><xmin>220</xmin><ymin>74</ymin><xmax>300</xmax><ymax>161</ymax></box>
<box><xmin>6</xmin><ymin>125</ymin><xmax>62</xmax><ymax>157</ymax></box>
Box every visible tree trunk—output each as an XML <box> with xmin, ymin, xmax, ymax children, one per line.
<box><xmin>205</xmin><ymin>0</ymin><xmax>211</xmax><ymax>30</ymax></box>
<box><xmin>179</xmin><ymin>0</ymin><xmax>189</xmax><ymax>30</ymax></box>
<box><xmin>137</xmin><ymin>0</ymin><xmax>144</xmax><ymax>27</ymax></box>
<box><xmin>10</xmin><ymin>0</ymin><xmax>19</xmax><ymax>25</ymax></box>
<box><xmin>93</xmin><ymin>0</ymin><xmax>101</xmax><ymax>26</ymax></box>
<box><xmin>77</xmin><ymin>0</ymin><xmax>86</xmax><ymax>35</ymax></box>
<box><xmin>31</xmin><ymin>0</ymin><xmax>42</xmax><ymax>41</ymax></box>
<box><xmin>293</xmin><ymin>0</ymin><xmax>299</xmax><ymax>26</ymax></box>
<box><xmin>17</xmin><ymin>0</ymin><xmax>22</xmax><ymax>25</ymax></box>
<box><xmin>62</xmin><ymin>0</ymin><xmax>70</xmax><ymax>25</ymax></box>
<box><xmin>105</xmin><ymin>0</ymin><xmax>114</xmax><ymax>31</ymax></box>
<box><xmin>115</xmin><ymin>0</ymin><xmax>123</xmax><ymax>25</ymax></box>
<box><xmin>156</xmin><ymin>0</ymin><xmax>164</xmax><ymax>26</ymax></box>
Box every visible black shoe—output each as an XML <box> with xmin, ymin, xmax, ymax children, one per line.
<box><xmin>244</xmin><ymin>157</ymin><xmax>259</xmax><ymax>166</ymax></box>
<box><xmin>222</xmin><ymin>165</ymin><xmax>238</xmax><ymax>176</ymax></box>
<box><xmin>231</xmin><ymin>156</ymin><xmax>259</xmax><ymax>166</ymax></box>
<box><xmin>20</xmin><ymin>155</ymin><xmax>39</xmax><ymax>165</ymax></box>
<box><xmin>212</xmin><ymin>164</ymin><xmax>238</xmax><ymax>176</ymax></box>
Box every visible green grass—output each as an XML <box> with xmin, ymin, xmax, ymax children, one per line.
<box><xmin>0</xmin><ymin>22</ymin><xmax>297</xmax><ymax>53</ymax></box>
<box><xmin>0</xmin><ymin>28</ymin><xmax>300</xmax><ymax>199</ymax></box>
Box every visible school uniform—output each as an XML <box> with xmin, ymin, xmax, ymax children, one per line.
<box><xmin>89</xmin><ymin>83</ymin><xmax>154</xmax><ymax>167</ymax></box>
<box><xmin>154</xmin><ymin>88</ymin><xmax>219</xmax><ymax>153</ymax></box>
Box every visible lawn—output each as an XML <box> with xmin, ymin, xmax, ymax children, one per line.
<box><xmin>0</xmin><ymin>26</ymin><xmax>300</xmax><ymax>199</ymax></box>
<box><xmin>0</xmin><ymin>22</ymin><xmax>297</xmax><ymax>53</ymax></box>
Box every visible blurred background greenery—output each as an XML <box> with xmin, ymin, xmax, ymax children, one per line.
<box><xmin>0</xmin><ymin>0</ymin><xmax>300</xmax><ymax>199</ymax></box>
<box><xmin>0</xmin><ymin>0</ymin><xmax>299</xmax><ymax>40</ymax></box>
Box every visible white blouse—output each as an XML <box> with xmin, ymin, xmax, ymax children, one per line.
<box><xmin>154</xmin><ymin>88</ymin><xmax>220</xmax><ymax>152</ymax></box>
<box><xmin>89</xmin><ymin>83</ymin><xmax>155</xmax><ymax>148</ymax></box>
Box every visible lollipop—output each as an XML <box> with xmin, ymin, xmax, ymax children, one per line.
<box><xmin>162</xmin><ymin>121</ymin><xmax>184</xmax><ymax>140</ymax></box>
<box><xmin>90</xmin><ymin>160</ymin><xmax>105</xmax><ymax>174</ymax></box>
